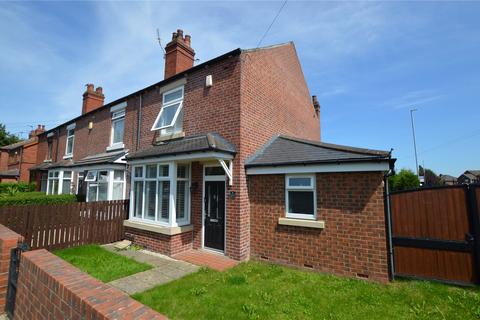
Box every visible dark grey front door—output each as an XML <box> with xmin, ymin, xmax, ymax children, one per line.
<box><xmin>204</xmin><ymin>181</ymin><xmax>225</xmax><ymax>251</ymax></box>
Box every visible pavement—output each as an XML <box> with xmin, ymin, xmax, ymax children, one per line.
<box><xmin>103</xmin><ymin>243</ymin><xmax>199</xmax><ymax>295</ymax></box>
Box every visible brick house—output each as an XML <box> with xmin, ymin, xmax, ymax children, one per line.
<box><xmin>30</xmin><ymin>29</ymin><xmax>395</xmax><ymax>281</ymax></box>
<box><xmin>0</xmin><ymin>125</ymin><xmax>45</xmax><ymax>183</ymax></box>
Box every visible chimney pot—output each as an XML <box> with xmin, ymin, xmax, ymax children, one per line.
<box><xmin>184</xmin><ymin>34</ymin><xmax>191</xmax><ymax>46</ymax></box>
<box><xmin>95</xmin><ymin>87</ymin><xmax>103</xmax><ymax>94</ymax></box>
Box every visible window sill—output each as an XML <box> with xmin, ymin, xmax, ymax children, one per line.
<box><xmin>155</xmin><ymin>131</ymin><xmax>185</xmax><ymax>143</ymax></box>
<box><xmin>106</xmin><ymin>143</ymin><xmax>125</xmax><ymax>152</ymax></box>
<box><xmin>278</xmin><ymin>217</ymin><xmax>325</xmax><ymax>229</ymax></box>
<box><xmin>63</xmin><ymin>155</ymin><xmax>73</xmax><ymax>160</ymax></box>
<box><xmin>124</xmin><ymin>220</ymin><xmax>193</xmax><ymax>236</ymax></box>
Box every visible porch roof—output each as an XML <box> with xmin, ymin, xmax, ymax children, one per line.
<box><xmin>126</xmin><ymin>133</ymin><xmax>236</xmax><ymax>161</ymax></box>
<box><xmin>30</xmin><ymin>150</ymin><xmax>127</xmax><ymax>171</ymax></box>
<box><xmin>0</xmin><ymin>169</ymin><xmax>19</xmax><ymax>177</ymax></box>
<box><xmin>246</xmin><ymin>135</ymin><xmax>393</xmax><ymax>168</ymax></box>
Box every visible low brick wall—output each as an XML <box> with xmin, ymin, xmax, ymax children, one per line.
<box><xmin>249</xmin><ymin>172</ymin><xmax>389</xmax><ymax>282</ymax></box>
<box><xmin>0</xmin><ymin>224</ymin><xmax>23</xmax><ymax>312</ymax></box>
<box><xmin>14</xmin><ymin>249</ymin><xmax>166</xmax><ymax>320</ymax></box>
<box><xmin>125</xmin><ymin>226</ymin><xmax>193</xmax><ymax>257</ymax></box>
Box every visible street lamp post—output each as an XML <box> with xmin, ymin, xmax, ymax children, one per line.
<box><xmin>410</xmin><ymin>108</ymin><xmax>419</xmax><ymax>178</ymax></box>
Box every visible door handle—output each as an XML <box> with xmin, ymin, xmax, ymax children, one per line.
<box><xmin>465</xmin><ymin>233</ymin><xmax>475</xmax><ymax>242</ymax></box>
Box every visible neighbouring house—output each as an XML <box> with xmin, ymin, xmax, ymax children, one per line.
<box><xmin>30</xmin><ymin>29</ymin><xmax>395</xmax><ymax>281</ymax></box>
<box><xmin>439</xmin><ymin>174</ymin><xmax>457</xmax><ymax>185</ymax></box>
<box><xmin>0</xmin><ymin>125</ymin><xmax>45</xmax><ymax>183</ymax></box>
<box><xmin>458</xmin><ymin>170</ymin><xmax>480</xmax><ymax>184</ymax></box>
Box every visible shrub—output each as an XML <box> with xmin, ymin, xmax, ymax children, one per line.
<box><xmin>389</xmin><ymin>169</ymin><xmax>420</xmax><ymax>192</ymax></box>
<box><xmin>0</xmin><ymin>182</ymin><xmax>36</xmax><ymax>194</ymax></box>
<box><xmin>0</xmin><ymin>192</ymin><xmax>78</xmax><ymax>206</ymax></box>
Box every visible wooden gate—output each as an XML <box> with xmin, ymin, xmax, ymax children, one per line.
<box><xmin>390</xmin><ymin>185</ymin><xmax>480</xmax><ymax>285</ymax></box>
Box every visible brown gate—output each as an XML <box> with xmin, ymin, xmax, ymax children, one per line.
<box><xmin>390</xmin><ymin>185</ymin><xmax>480</xmax><ymax>285</ymax></box>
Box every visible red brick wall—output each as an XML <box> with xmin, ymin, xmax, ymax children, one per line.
<box><xmin>18</xmin><ymin>142</ymin><xmax>38</xmax><ymax>182</ymax></box>
<box><xmin>0</xmin><ymin>151</ymin><xmax>7</xmax><ymax>172</ymax></box>
<box><xmin>0</xmin><ymin>224</ymin><xmax>23</xmax><ymax>311</ymax></box>
<box><xmin>249</xmin><ymin>172</ymin><xmax>389</xmax><ymax>282</ymax></box>
<box><xmin>14</xmin><ymin>249</ymin><xmax>166</xmax><ymax>320</ymax></box>
<box><xmin>125</xmin><ymin>227</ymin><xmax>193</xmax><ymax>256</ymax></box>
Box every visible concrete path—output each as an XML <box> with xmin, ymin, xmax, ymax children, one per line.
<box><xmin>103</xmin><ymin>244</ymin><xmax>199</xmax><ymax>295</ymax></box>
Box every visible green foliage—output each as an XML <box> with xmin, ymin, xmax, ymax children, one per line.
<box><xmin>419</xmin><ymin>165</ymin><xmax>442</xmax><ymax>187</ymax></box>
<box><xmin>389</xmin><ymin>169</ymin><xmax>420</xmax><ymax>192</ymax></box>
<box><xmin>0</xmin><ymin>123</ymin><xmax>21</xmax><ymax>147</ymax></box>
<box><xmin>0</xmin><ymin>192</ymin><xmax>77</xmax><ymax>206</ymax></box>
<box><xmin>0</xmin><ymin>182</ymin><xmax>36</xmax><ymax>194</ymax></box>
<box><xmin>54</xmin><ymin>245</ymin><xmax>152</xmax><ymax>283</ymax></box>
<box><xmin>132</xmin><ymin>261</ymin><xmax>480</xmax><ymax>320</ymax></box>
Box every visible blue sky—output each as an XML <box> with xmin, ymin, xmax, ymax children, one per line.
<box><xmin>1</xmin><ymin>1</ymin><xmax>479</xmax><ymax>176</ymax></box>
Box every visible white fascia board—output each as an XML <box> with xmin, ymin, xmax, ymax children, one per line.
<box><xmin>72</xmin><ymin>163</ymin><xmax>126</xmax><ymax>172</ymax></box>
<box><xmin>246</xmin><ymin>161</ymin><xmax>390</xmax><ymax>175</ymax></box>
<box><xmin>110</xmin><ymin>101</ymin><xmax>127</xmax><ymax>112</ymax></box>
<box><xmin>127</xmin><ymin>151</ymin><xmax>233</xmax><ymax>165</ymax></box>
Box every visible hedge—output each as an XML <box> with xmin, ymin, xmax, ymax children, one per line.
<box><xmin>0</xmin><ymin>192</ymin><xmax>78</xmax><ymax>206</ymax></box>
<box><xmin>0</xmin><ymin>182</ymin><xmax>36</xmax><ymax>194</ymax></box>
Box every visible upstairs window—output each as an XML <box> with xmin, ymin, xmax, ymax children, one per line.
<box><xmin>151</xmin><ymin>86</ymin><xmax>184</xmax><ymax>134</ymax></box>
<box><xmin>109</xmin><ymin>103</ymin><xmax>126</xmax><ymax>150</ymax></box>
<box><xmin>285</xmin><ymin>175</ymin><xmax>316</xmax><ymax>220</ymax></box>
<box><xmin>65</xmin><ymin>124</ymin><xmax>75</xmax><ymax>158</ymax></box>
<box><xmin>47</xmin><ymin>138</ymin><xmax>53</xmax><ymax>160</ymax></box>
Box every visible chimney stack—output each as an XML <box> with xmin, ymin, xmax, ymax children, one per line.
<box><xmin>164</xmin><ymin>29</ymin><xmax>195</xmax><ymax>79</ymax></box>
<box><xmin>29</xmin><ymin>124</ymin><xmax>46</xmax><ymax>138</ymax></box>
<box><xmin>82</xmin><ymin>84</ymin><xmax>105</xmax><ymax>114</ymax></box>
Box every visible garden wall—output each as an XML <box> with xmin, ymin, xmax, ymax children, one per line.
<box><xmin>14</xmin><ymin>249</ymin><xmax>166</xmax><ymax>320</ymax></box>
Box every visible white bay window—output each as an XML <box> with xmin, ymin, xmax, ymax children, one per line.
<box><xmin>131</xmin><ymin>162</ymin><xmax>190</xmax><ymax>227</ymax></box>
<box><xmin>85</xmin><ymin>169</ymin><xmax>126</xmax><ymax>202</ymax></box>
<box><xmin>47</xmin><ymin>170</ymin><xmax>72</xmax><ymax>195</ymax></box>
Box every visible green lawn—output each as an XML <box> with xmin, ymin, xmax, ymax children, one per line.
<box><xmin>54</xmin><ymin>245</ymin><xmax>152</xmax><ymax>283</ymax></box>
<box><xmin>132</xmin><ymin>261</ymin><xmax>480</xmax><ymax>320</ymax></box>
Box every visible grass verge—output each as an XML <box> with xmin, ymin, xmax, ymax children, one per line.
<box><xmin>132</xmin><ymin>261</ymin><xmax>480</xmax><ymax>320</ymax></box>
<box><xmin>54</xmin><ymin>244</ymin><xmax>152</xmax><ymax>283</ymax></box>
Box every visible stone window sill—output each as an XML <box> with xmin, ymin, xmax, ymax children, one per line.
<box><xmin>124</xmin><ymin>220</ymin><xmax>193</xmax><ymax>236</ymax></box>
<box><xmin>106</xmin><ymin>143</ymin><xmax>125</xmax><ymax>152</ymax></box>
<box><xmin>278</xmin><ymin>217</ymin><xmax>325</xmax><ymax>229</ymax></box>
<box><xmin>63</xmin><ymin>155</ymin><xmax>73</xmax><ymax>160</ymax></box>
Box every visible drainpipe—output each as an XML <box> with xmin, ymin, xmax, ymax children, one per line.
<box><xmin>136</xmin><ymin>94</ymin><xmax>143</xmax><ymax>151</ymax></box>
<box><xmin>384</xmin><ymin>161</ymin><xmax>395</xmax><ymax>281</ymax></box>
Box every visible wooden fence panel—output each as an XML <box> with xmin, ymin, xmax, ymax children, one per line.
<box><xmin>0</xmin><ymin>200</ymin><xmax>128</xmax><ymax>251</ymax></box>
<box><xmin>391</xmin><ymin>185</ymin><xmax>479</xmax><ymax>285</ymax></box>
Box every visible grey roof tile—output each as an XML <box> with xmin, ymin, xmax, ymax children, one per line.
<box><xmin>126</xmin><ymin>133</ymin><xmax>236</xmax><ymax>161</ymax></box>
<box><xmin>245</xmin><ymin>135</ymin><xmax>391</xmax><ymax>167</ymax></box>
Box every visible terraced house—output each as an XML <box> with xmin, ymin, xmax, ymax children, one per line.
<box><xmin>30</xmin><ymin>29</ymin><xmax>395</xmax><ymax>281</ymax></box>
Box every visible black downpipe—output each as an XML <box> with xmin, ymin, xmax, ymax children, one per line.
<box><xmin>384</xmin><ymin>169</ymin><xmax>395</xmax><ymax>281</ymax></box>
<box><xmin>136</xmin><ymin>94</ymin><xmax>143</xmax><ymax>151</ymax></box>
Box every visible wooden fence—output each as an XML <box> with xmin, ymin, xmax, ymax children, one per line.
<box><xmin>390</xmin><ymin>185</ymin><xmax>480</xmax><ymax>285</ymax></box>
<box><xmin>0</xmin><ymin>200</ymin><xmax>128</xmax><ymax>251</ymax></box>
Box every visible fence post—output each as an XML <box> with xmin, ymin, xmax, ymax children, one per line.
<box><xmin>467</xmin><ymin>185</ymin><xmax>480</xmax><ymax>284</ymax></box>
<box><xmin>89</xmin><ymin>202</ymin><xmax>97</xmax><ymax>244</ymax></box>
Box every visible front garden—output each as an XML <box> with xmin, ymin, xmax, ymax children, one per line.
<box><xmin>0</xmin><ymin>181</ymin><xmax>77</xmax><ymax>206</ymax></box>
<box><xmin>54</xmin><ymin>244</ymin><xmax>480</xmax><ymax>320</ymax></box>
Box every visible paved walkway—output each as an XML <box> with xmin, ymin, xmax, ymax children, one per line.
<box><xmin>173</xmin><ymin>249</ymin><xmax>239</xmax><ymax>271</ymax></box>
<box><xmin>103</xmin><ymin>244</ymin><xmax>199</xmax><ymax>295</ymax></box>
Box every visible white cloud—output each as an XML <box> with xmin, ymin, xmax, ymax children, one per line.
<box><xmin>386</xmin><ymin>90</ymin><xmax>446</xmax><ymax>110</ymax></box>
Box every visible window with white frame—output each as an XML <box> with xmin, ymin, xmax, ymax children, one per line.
<box><xmin>110</xmin><ymin>109</ymin><xmax>125</xmax><ymax>148</ymax></box>
<box><xmin>131</xmin><ymin>163</ymin><xmax>190</xmax><ymax>226</ymax></box>
<box><xmin>85</xmin><ymin>169</ymin><xmax>125</xmax><ymax>202</ymax></box>
<box><xmin>65</xmin><ymin>127</ymin><xmax>75</xmax><ymax>157</ymax></box>
<box><xmin>112</xmin><ymin>170</ymin><xmax>125</xmax><ymax>200</ymax></box>
<box><xmin>285</xmin><ymin>175</ymin><xmax>316</xmax><ymax>219</ymax></box>
<box><xmin>151</xmin><ymin>87</ymin><xmax>184</xmax><ymax>135</ymax></box>
<box><xmin>47</xmin><ymin>170</ymin><xmax>72</xmax><ymax>195</ymax></box>
<box><xmin>47</xmin><ymin>171</ymin><xmax>59</xmax><ymax>195</ymax></box>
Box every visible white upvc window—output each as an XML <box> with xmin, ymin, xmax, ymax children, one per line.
<box><xmin>151</xmin><ymin>86</ymin><xmax>184</xmax><ymax>134</ymax></box>
<box><xmin>85</xmin><ymin>169</ymin><xmax>126</xmax><ymax>202</ymax></box>
<box><xmin>46</xmin><ymin>170</ymin><xmax>72</xmax><ymax>195</ymax></box>
<box><xmin>285</xmin><ymin>175</ymin><xmax>316</xmax><ymax>220</ymax></box>
<box><xmin>64</xmin><ymin>124</ymin><xmax>75</xmax><ymax>158</ymax></box>
<box><xmin>131</xmin><ymin>162</ymin><xmax>190</xmax><ymax>227</ymax></box>
<box><xmin>109</xmin><ymin>107</ymin><xmax>125</xmax><ymax>150</ymax></box>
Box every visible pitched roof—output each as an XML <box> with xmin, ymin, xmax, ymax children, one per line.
<box><xmin>29</xmin><ymin>150</ymin><xmax>127</xmax><ymax>171</ymax></box>
<box><xmin>0</xmin><ymin>169</ymin><xmax>19</xmax><ymax>177</ymax></box>
<box><xmin>439</xmin><ymin>174</ymin><xmax>457</xmax><ymax>181</ymax></box>
<box><xmin>126</xmin><ymin>133</ymin><xmax>236</xmax><ymax>161</ymax></box>
<box><xmin>466</xmin><ymin>170</ymin><xmax>480</xmax><ymax>177</ymax></box>
<box><xmin>245</xmin><ymin>135</ymin><xmax>392</xmax><ymax>168</ymax></box>
<box><xmin>0</xmin><ymin>137</ymin><xmax>37</xmax><ymax>151</ymax></box>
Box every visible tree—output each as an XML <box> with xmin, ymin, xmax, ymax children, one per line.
<box><xmin>419</xmin><ymin>165</ymin><xmax>441</xmax><ymax>186</ymax></box>
<box><xmin>0</xmin><ymin>123</ymin><xmax>20</xmax><ymax>147</ymax></box>
<box><xmin>389</xmin><ymin>169</ymin><xmax>420</xmax><ymax>192</ymax></box>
